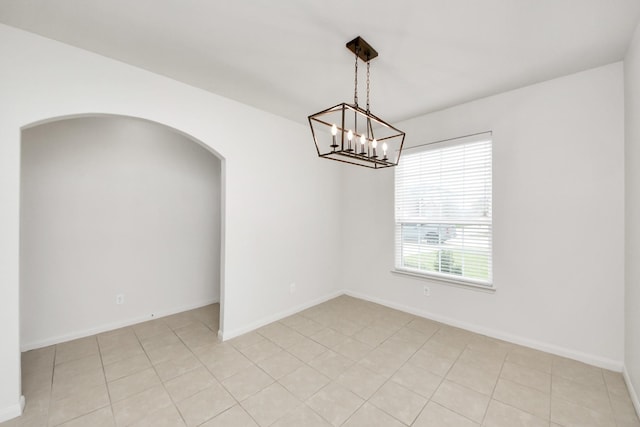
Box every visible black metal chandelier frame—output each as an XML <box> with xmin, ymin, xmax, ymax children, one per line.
<box><xmin>308</xmin><ymin>36</ymin><xmax>406</xmax><ymax>169</ymax></box>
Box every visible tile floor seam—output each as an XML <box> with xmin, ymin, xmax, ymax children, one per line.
<box><xmin>431</xmin><ymin>386</ymin><xmax>487</xmax><ymax>426</ymax></box>
<box><xmin>45</xmin><ymin>345</ymin><xmax>57</xmax><ymax>424</ymax></box>
<box><xmin>424</xmin><ymin>338</ymin><xmax>475</xmax><ymax>424</ymax></box>
<box><xmin>134</xmin><ymin>317</ymin><xmax>195</xmax><ymax>427</ymax></box>
<box><xmin>407</xmin><ymin>374</ymin><xmax>447</xmax><ymax>426</ymax></box>
<box><xmin>241</xmin><ymin>404</ymin><xmax>262</xmax><ymax>427</ymax></box>
<box><xmin>55</xmin><ymin>406</ymin><xmax>110</xmax><ymax>427</ymax></box>
<box><xmin>431</xmin><ymin>400</ymin><xmax>479</xmax><ymax>427</ymax></box>
<box><xmin>357</xmin><ymin>323</ymin><xmax>428</xmax><ymax>424</ymax></box>
<box><xmin>553</xmin><ymin>371</ymin><xmax>616</xmax><ymax>419</ymax></box>
<box><xmin>479</xmin><ymin>346</ymin><xmax>508</xmax><ymax>426</ymax></box>
<box><xmin>163</xmin><ymin>318</ymin><xmax>215</xmax><ymax>427</ymax></box>
<box><xmin>377</xmin><ymin>379</ymin><xmax>426</xmax><ymax>426</ymax></box>
<box><xmin>508</xmin><ymin>358</ymin><xmax>553</xmax><ymax>377</ymax></box>
<box><xmin>94</xmin><ymin>337</ymin><xmax>118</xmax><ymax>427</ymax></box>
<box><xmin>491</xmin><ymin>376</ymin><xmax>552</xmax><ymax>423</ymax></box>
<box><xmin>359</xmin><ymin>330</ymin><xmax>445</xmax><ymax>427</ymax></box>
<box><xmin>230</xmin><ymin>359</ymin><xmax>276</xmax><ymax>399</ymax></box>
<box><xmin>209</xmin><ymin>377</ymin><xmax>246</xmax><ymax>426</ymax></box>
<box><xmin>198</xmin><ymin>349</ymin><xmax>246</xmax><ymax>409</ymax></box>
<box><xmin>549</xmin><ymin>371</ymin><xmax>555</xmax><ymax>426</ymax></box>
<box><xmin>95</xmin><ymin>337</ymin><xmax>113</xmax><ymax>409</ymax></box>
<box><xmin>551</xmin><ymin>393</ymin><xmax>619</xmax><ymax>426</ymax></box>
<box><xmin>303</xmin><ymin>381</ymin><xmax>350</xmax><ymax>427</ymax></box>
<box><xmin>602</xmin><ymin>370</ymin><xmax>622</xmax><ymax>427</ymax></box>
<box><xmin>177</xmin><ymin>314</ymin><xmax>269</xmax><ymax>426</ymax></box>
<box><xmin>336</xmin><ymin>386</ymin><xmax>374</xmax><ymax>426</ymax></box>
<box><xmin>488</xmin><ymin>398</ymin><xmax>550</xmax><ymax>426</ymax></box>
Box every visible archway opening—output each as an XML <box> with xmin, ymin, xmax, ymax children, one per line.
<box><xmin>19</xmin><ymin>115</ymin><xmax>225</xmax><ymax>354</ymax></box>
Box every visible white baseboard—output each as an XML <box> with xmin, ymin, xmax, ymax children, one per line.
<box><xmin>19</xmin><ymin>287</ymin><xmax>625</xmax><ymax>374</ymax></box>
<box><xmin>623</xmin><ymin>367</ymin><xmax>640</xmax><ymax>418</ymax></box>
<box><xmin>220</xmin><ymin>290</ymin><xmax>344</xmax><ymax>341</ymax></box>
<box><xmin>344</xmin><ymin>290</ymin><xmax>623</xmax><ymax>372</ymax></box>
<box><xmin>0</xmin><ymin>395</ymin><xmax>24</xmax><ymax>423</ymax></box>
<box><xmin>21</xmin><ymin>299</ymin><xmax>219</xmax><ymax>351</ymax></box>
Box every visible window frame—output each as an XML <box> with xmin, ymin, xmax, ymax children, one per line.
<box><xmin>393</xmin><ymin>132</ymin><xmax>494</xmax><ymax>290</ymax></box>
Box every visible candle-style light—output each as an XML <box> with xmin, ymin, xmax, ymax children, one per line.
<box><xmin>372</xmin><ymin>139</ymin><xmax>378</xmax><ymax>158</ymax></box>
<box><xmin>359</xmin><ymin>134</ymin><xmax>366</xmax><ymax>155</ymax></box>
<box><xmin>347</xmin><ymin>129</ymin><xmax>353</xmax><ymax>151</ymax></box>
<box><xmin>331</xmin><ymin>124</ymin><xmax>338</xmax><ymax>150</ymax></box>
<box><xmin>382</xmin><ymin>142</ymin><xmax>388</xmax><ymax>160</ymax></box>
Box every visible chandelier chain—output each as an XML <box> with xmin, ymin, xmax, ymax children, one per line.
<box><xmin>354</xmin><ymin>44</ymin><xmax>359</xmax><ymax>106</ymax></box>
<box><xmin>366</xmin><ymin>59</ymin><xmax>371</xmax><ymax>113</ymax></box>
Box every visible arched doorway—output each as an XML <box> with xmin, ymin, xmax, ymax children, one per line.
<box><xmin>20</xmin><ymin>114</ymin><xmax>225</xmax><ymax>350</ymax></box>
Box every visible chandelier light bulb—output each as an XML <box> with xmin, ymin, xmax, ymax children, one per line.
<box><xmin>360</xmin><ymin>134</ymin><xmax>366</xmax><ymax>145</ymax></box>
<box><xmin>372</xmin><ymin>139</ymin><xmax>378</xmax><ymax>149</ymax></box>
<box><xmin>382</xmin><ymin>142</ymin><xmax>388</xmax><ymax>154</ymax></box>
<box><xmin>347</xmin><ymin>130</ymin><xmax>353</xmax><ymax>141</ymax></box>
<box><xmin>329</xmin><ymin>123</ymin><xmax>339</xmax><ymax>150</ymax></box>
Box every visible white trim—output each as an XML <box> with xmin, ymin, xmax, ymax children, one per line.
<box><xmin>0</xmin><ymin>395</ymin><xmax>24</xmax><ymax>423</ymax></box>
<box><xmin>220</xmin><ymin>291</ymin><xmax>343</xmax><ymax>341</ymax></box>
<box><xmin>623</xmin><ymin>366</ymin><xmax>640</xmax><ymax>418</ymax></box>
<box><xmin>344</xmin><ymin>289</ymin><xmax>623</xmax><ymax>371</ymax></box>
<box><xmin>391</xmin><ymin>268</ymin><xmax>495</xmax><ymax>293</ymax></box>
<box><xmin>21</xmin><ymin>299</ymin><xmax>219</xmax><ymax>351</ymax></box>
<box><xmin>18</xmin><ymin>287</ymin><xmax>627</xmax><ymax>375</ymax></box>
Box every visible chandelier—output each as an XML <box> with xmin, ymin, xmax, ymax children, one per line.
<box><xmin>308</xmin><ymin>37</ymin><xmax>405</xmax><ymax>169</ymax></box>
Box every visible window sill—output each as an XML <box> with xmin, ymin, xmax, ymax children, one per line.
<box><xmin>391</xmin><ymin>268</ymin><xmax>496</xmax><ymax>293</ymax></box>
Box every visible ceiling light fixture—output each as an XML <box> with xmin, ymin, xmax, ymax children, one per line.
<box><xmin>308</xmin><ymin>36</ymin><xmax>406</xmax><ymax>169</ymax></box>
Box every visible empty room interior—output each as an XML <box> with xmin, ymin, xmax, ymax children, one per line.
<box><xmin>1</xmin><ymin>1</ymin><xmax>640</xmax><ymax>426</ymax></box>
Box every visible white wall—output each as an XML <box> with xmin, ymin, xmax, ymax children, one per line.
<box><xmin>20</xmin><ymin>116</ymin><xmax>221</xmax><ymax>349</ymax></box>
<box><xmin>0</xmin><ymin>24</ymin><xmax>343</xmax><ymax>421</ymax></box>
<box><xmin>625</xmin><ymin>19</ymin><xmax>640</xmax><ymax>414</ymax></box>
<box><xmin>342</xmin><ymin>63</ymin><xmax>625</xmax><ymax>370</ymax></box>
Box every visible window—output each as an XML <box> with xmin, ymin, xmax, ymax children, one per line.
<box><xmin>395</xmin><ymin>132</ymin><xmax>492</xmax><ymax>287</ymax></box>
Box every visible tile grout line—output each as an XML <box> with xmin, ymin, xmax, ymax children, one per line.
<box><xmin>191</xmin><ymin>329</ymin><xmax>258</xmax><ymax>424</ymax></box>
<box><xmin>479</xmin><ymin>346</ymin><xmax>508</xmax><ymax>426</ymax></box>
<box><xmin>148</xmin><ymin>313</ymin><xmax>209</xmax><ymax>427</ymax></box>
<box><xmin>400</xmin><ymin>323</ymin><xmax>452</xmax><ymax>424</ymax></box>
<box><xmin>322</xmin><ymin>315</ymin><xmax>443</xmax><ymax>426</ymax></box>
<box><xmin>164</xmin><ymin>310</ymin><xmax>267</xmax><ymax>427</ymax></box>
<box><xmin>429</xmin><ymin>341</ymin><xmax>483</xmax><ymax>426</ymax></box>
<box><xmin>272</xmin><ymin>309</ymin><xmax>407</xmax><ymax>426</ymax></box>
<box><xmin>601</xmin><ymin>368</ymin><xmax>620</xmax><ymax>427</ymax></box>
<box><xmin>95</xmin><ymin>335</ymin><xmax>116</xmax><ymax>426</ymax></box>
<box><xmin>550</xmin><ymin>366</ymin><xmax>555</xmax><ymax>426</ymax></box>
<box><xmin>357</xmin><ymin>323</ymin><xmax>446</xmax><ymax>427</ymax></box>
<box><xmin>331</xmin><ymin>316</ymin><xmax>416</xmax><ymax>426</ymax></box>
<box><xmin>254</xmin><ymin>320</ymin><xmax>334</xmax><ymax>425</ymax></box>
<box><xmin>549</xmin><ymin>358</ymin><xmax>624</xmax><ymax>426</ymax></box>
<box><xmin>49</xmin><ymin>338</ymin><xmax>111</xmax><ymax>426</ymax></box>
<box><xmin>46</xmin><ymin>344</ymin><xmax>57</xmax><ymax>425</ymax></box>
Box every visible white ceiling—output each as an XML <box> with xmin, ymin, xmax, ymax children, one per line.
<box><xmin>1</xmin><ymin>0</ymin><xmax>639</xmax><ymax>124</ymax></box>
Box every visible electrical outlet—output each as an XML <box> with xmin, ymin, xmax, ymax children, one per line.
<box><xmin>116</xmin><ymin>294</ymin><xmax>124</xmax><ymax>305</ymax></box>
<box><xmin>290</xmin><ymin>283</ymin><xmax>296</xmax><ymax>294</ymax></box>
<box><xmin>423</xmin><ymin>286</ymin><xmax>431</xmax><ymax>297</ymax></box>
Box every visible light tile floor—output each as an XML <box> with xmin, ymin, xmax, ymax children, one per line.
<box><xmin>3</xmin><ymin>296</ymin><xmax>639</xmax><ymax>426</ymax></box>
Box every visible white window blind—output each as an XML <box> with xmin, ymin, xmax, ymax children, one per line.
<box><xmin>395</xmin><ymin>132</ymin><xmax>492</xmax><ymax>287</ymax></box>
